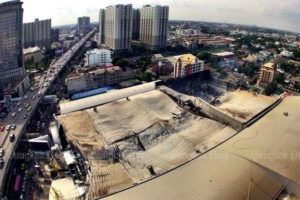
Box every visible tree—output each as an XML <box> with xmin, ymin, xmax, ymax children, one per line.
<box><xmin>264</xmin><ymin>82</ymin><xmax>278</xmax><ymax>96</ymax></box>
<box><xmin>115</xmin><ymin>59</ymin><xmax>128</xmax><ymax>70</ymax></box>
<box><xmin>137</xmin><ymin>72</ymin><xmax>153</xmax><ymax>82</ymax></box>
<box><xmin>197</xmin><ymin>52</ymin><xmax>211</xmax><ymax>62</ymax></box>
<box><xmin>249</xmin><ymin>76</ymin><xmax>258</xmax><ymax>85</ymax></box>
<box><xmin>275</xmin><ymin>73</ymin><xmax>284</xmax><ymax>84</ymax></box>
<box><xmin>293</xmin><ymin>49</ymin><xmax>300</xmax><ymax>60</ymax></box>
<box><xmin>238</xmin><ymin>62</ymin><xmax>259</xmax><ymax>78</ymax></box>
<box><xmin>112</xmin><ymin>56</ymin><xmax>121</xmax><ymax>65</ymax></box>
<box><xmin>280</xmin><ymin>62</ymin><xmax>295</xmax><ymax>74</ymax></box>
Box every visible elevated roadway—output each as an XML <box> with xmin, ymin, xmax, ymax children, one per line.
<box><xmin>0</xmin><ymin>28</ymin><xmax>96</xmax><ymax>196</ymax></box>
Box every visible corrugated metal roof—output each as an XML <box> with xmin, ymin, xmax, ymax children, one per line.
<box><xmin>71</xmin><ymin>86</ymin><xmax>113</xmax><ymax>100</ymax></box>
<box><xmin>60</xmin><ymin>81</ymin><xmax>158</xmax><ymax>114</ymax></box>
<box><xmin>101</xmin><ymin>97</ymin><xmax>300</xmax><ymax>200</ymax></box>
<box><xmin>221</xmin><ymin>96</ymin><xmax>300</xmax><ymax>185</ymax></box>
<box><xmin>102</xmin><ymin>149</ymin><xmax>286</xmax><ymax>200</ymax></box>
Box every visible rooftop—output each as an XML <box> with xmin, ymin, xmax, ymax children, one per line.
<box><xmin>57</xmin><ymin>89</ymin><xmax>237</xmax><ymax>199</ymax></box>
<box><xmin>173</xmin><ymin>54</ymin><xmax>198</xmax><ymax>64</ymax></box>
<box><xmin>263</xmin><ymin>62</ymin><xmax>275</xmax><ymax>69</ymax></box>
<box><xmin>60</xmin><ymin>82</ymin><xmax>157</xmax><ymax>114</ymax></box>
<box><xmin>212</xmin><ymin>51</ymin><xmax>235</xmax><ymax>57</ymax></box>
<box><xmin>87</xmin><ymin>48</ymin><xmax>110</xmax><ymax>54</ymax></box>
<box><xmin>103</xmin><ymin>96</ymin><xmax>300</xmax><ymax>200</ymax></box>
<box><xmin>49</xmin><ymin>177</ymin><xmax>81</xmax><ymax>200</ymax></box>
<box><xmin>23</xmin><ymin>46</ymin><xmax>41</xmax><ymax>55</ymax></box>
<box><xmin>102</xmin><ymin>148</ymin><xmax>286</xmax><ymax>200</ymax></box>
<box><xmin>221</xmin><ymin>96</ymin><xmax>300</xmax><ymax>184</ymax></box>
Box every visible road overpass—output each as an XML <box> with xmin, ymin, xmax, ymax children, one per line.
<box><xmin>0</xmin><ymin>28</ymin><xmax>96</xmax><ymax>197</ymax></box>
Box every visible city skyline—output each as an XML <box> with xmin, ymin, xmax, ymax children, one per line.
<box><xmin>0</xmin><ymin>0</ymin><xmax>297</xmax><ymax>33</ymax></box>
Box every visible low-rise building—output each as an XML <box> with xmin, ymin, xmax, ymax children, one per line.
<box><xmin>85</xmin><ymin>49</ymin><xmax>112</xmax><ymax>67</ymax></box>
<box><xmin>168</xmin><ymin>54</ymin><xmax>204</xmax><ymax>78</ymax></box>
<box><xmin>257</xmin><ymin>62</ymin><xmax>277</xmax><ymax>87</ymax></box>
<box><xmin>65</xmin><ymin>66</ymin><xmax>135</xmax><ymax>94</ymax></box>
<box><xmin>211</xmin><ymin>52</ymin><xmax>237</xmax><ymax>69</ymax></box>
<box><xmin>280</xmin><ymin>50</ymin><xmax>293</xmax><ymax>58</ymax></box>
<box><xmin>23</xmin><ymin>46</ymin><xmax>44</xmax><ymax>63</ymax></box>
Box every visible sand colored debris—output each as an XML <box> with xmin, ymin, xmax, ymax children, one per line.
<box><xmin>88</xmin><ymin>162</ymin><xmax>133</xmax><ymax>200</ymax></box>
<box><xmin>216</xmin><ymin>90</ymin><xmax>279</xmax><ymax>122</ymax></box>
<box><xmin>58</xmin><ymin>111</ymin><xmax>106</xmax><ymax>154</ymax></box>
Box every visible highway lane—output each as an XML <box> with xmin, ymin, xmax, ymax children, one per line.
<box><xmin>0</xmin><ymin>28</ymin><xmax>96</xmax><ymax>196</ymax></box>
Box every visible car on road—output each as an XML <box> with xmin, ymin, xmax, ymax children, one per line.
<box><xmin>6</xmin><ymin>125</ymin><xmax>11</xmax><ymax>132</ymax></box>
<box><xmin>11</xmin><ymin>124</ymin><xmax>16</xmax><ymax>130</ymax></box>
<box><xmin>24</xmin><ymin>95</ymin><xmax>28</xmax><ymax>99</ymax></box>
<box><xmin>27</xmin><ymin>107</ymin><xmax>32</xmax><ymax>112</ymax></box>
<box><xmin>23</xmin><ymin>114</ymin><xmax>27</xmax><ymax>119</ymax></box>
<box><xmin>18</xmin><ymin>108</ymin><xmax>22</xmax><ymax>112</ymax></box>
<box><xmin>11</xmin><ymin>112</ymin><xmax>16</xmax><ymax>118</ymax></box>
<box><xmin>0</xmin><ymin>126</ymin><xmax>5</xmax><ymax>132</ymax></box>
<box><xmin>9</xmin><ymin>133</ymin><xmax>15</xmax><ymax>142</ymax></box>
<box><xmin>0</xmin><ymin>159</ymin><xmax>4</xmax><ymax>169</ymax></box>
<box><xmin>0</xmin><ymin>148</ymin><xmax>4</xmax><ymax>158</ymax></box>
<box><xmin>32</xmin><ymin>95</ymin><xmax>36</xmax><ymax>100</ymax></box>
<box><xmin>25</xmin><ymin>103</ymin><xmax>30</xmax><ymax>108</ymax></box>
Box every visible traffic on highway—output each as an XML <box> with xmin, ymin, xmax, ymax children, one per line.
<box><xmin>0</xmin><ymin>28</ymin><xmax>96</xmax><ymax>193</ymax></box>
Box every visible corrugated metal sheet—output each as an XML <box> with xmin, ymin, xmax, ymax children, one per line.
<box><xmin>71</xmin><ymin>86</ymin><xmax>113</xmax><ymax>100</ymax></box>
<box><xmin>221</xmin><ymin>96</ymin><xmax>300</xmax><ymax>185</ymax></box>
<box><xmin>102</xmin><ymin>149</ymin><xmax>286</xmax><ymax>200</ymax></box>
<box><xmin>60</xmin><ymin>81</ymin><xmax>158</xmax><ymax>114</ymax></box>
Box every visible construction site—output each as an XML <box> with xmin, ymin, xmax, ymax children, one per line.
<box><xmin>53</xmin><ymin>71</ymin><xmax>283</xmax><ymax>199</ymax></box>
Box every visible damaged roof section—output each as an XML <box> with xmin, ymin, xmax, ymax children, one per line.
<box><xmin>57</xmin><ymin>90</ymin><xmax>237</xmax><ymax>198</ymax></box>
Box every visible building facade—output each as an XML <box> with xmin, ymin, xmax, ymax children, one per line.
<box><xmin>169</xmin><ymin>54</ymin><xmax>204</xmax><ymax>78</ymax></box>
<box><xmin>257</xmin><ymin>62</ymin><xmax>277</xmax><ymax>87</ymax></box>
<box><xmin>212</xmin><ymin>52</ymin><xmax>237</xmax><ymax>69</ymax></box>
<box><xmin>132</xmin><ymin>9</ymin><xmax>140</xmax><ymax>40</ymax></box>
<box><xmin>24</xmin><ymin>18</ymin><xmax>52</xmax><ymax>48</ymax></box>
<box><xmin>98</xmin><ymin>9</ymin><xmax>105</xmax><ymax>44</ymax></box>
<box><xmin>65</xmin><ymin>66</ymin><xmax>135</xmax><ymax>94</ymax></box>
<box><xmin>104</xmin><ymin>4</ymin><xmax>133</xmax><ymax>51</ymax></box>
<box><xmin>85</xmin><ymin>49</ymin><xmax>112</xmax><ymax>67</ymax></box>
<box><xmin>51</xmin><ymin>28</ymin><xmax>60</xmax><ymax>43</ymax></box>
<box><xmin>0</xmin><ymin>0</ymin><xmax>29</xmax><ymax>96</ymax></box>
<box><xmin>77</xmin><ymin>16</ymin><xmax>90</xmax><ymax>33</ymax></box>
<box><xmin>139</xmin><ymin>5</ymin><xmax>169</xmax><ymax>51</ymax></box>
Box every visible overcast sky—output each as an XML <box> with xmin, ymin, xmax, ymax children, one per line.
<box><xmin>2</xmin><ymin>0</ymin><xmax>299</xmax><ymax>33</ymax></box>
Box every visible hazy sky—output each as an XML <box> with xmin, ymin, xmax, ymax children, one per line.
<box><xmin>2</xmin><ymin>0</ymin><xmax>299</xmax><ymax>33</ymax></box>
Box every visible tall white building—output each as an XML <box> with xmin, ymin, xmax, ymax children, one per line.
<box><xmin>85</xmin><ymin>49</ymin><xmax>112</xmax><ymax>67</ymax></box>
<box><xmin>139</xmin><ymin>5</ymin><xmax>169</xmax><ymax>51</ymax></box>
<box><xmin>104</xmin><ymin>4</ymin><xmax>133</xmax><ymax>51</ymax></box>
<box><xmin>24</xmin><ymin>18</ymin><xmax>52</xmax><ymax>48</ymax></box>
